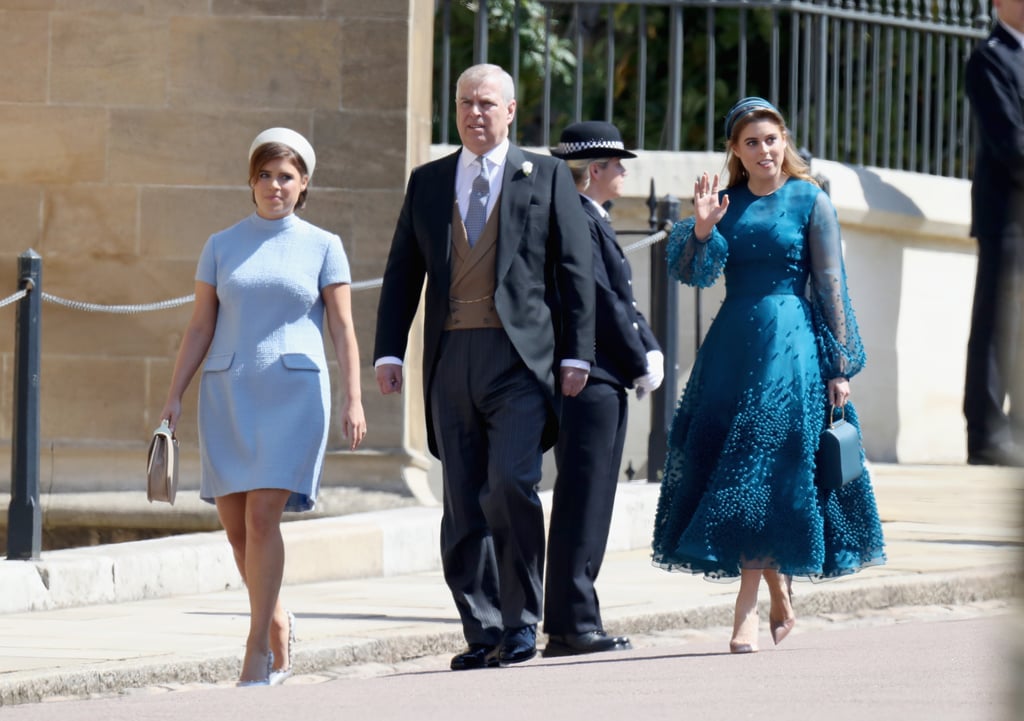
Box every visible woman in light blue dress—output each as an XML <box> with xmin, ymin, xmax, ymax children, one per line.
<box><xmin>651</xmin><ymin>98</ymin><xmax>885</xmax><ymax>654</ymax></box>
<box><xmin>160</xmin><ymin>128</ymin><xmax>366</xmax><ymax>685</ymax></box>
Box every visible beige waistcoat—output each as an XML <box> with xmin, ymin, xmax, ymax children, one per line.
<box><xmin>445</xmin><ymin>199</ymin><xmax>503</xmax><ymax>330</ymax></box>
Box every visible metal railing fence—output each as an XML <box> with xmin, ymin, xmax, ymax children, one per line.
<box><xmin>434</xmin><ymin>0</ymin><xmax>991</xmax><ymax>178</ymax></box>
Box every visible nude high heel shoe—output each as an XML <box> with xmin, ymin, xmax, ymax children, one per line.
<box><xmin>729</xmin><ymin>603</ymin><xmax>760</xmax><ymax>654</ymax></box>
<box><xmin>730</xmin><ymin>569</ymin><xmax>761</xmax><ymax>654</ymax></box>
<box><xmin>771</xmin><ymin>616</ymin><xmax>795</xmax><ymax>645</ymax></box>
<box><xmin>729</xmin><ymin>618</ymin><xmax>761</xmax><ymax>655</ymax></box>
<box><xmin>729</xmin><ymin>639</ymin><xmax>759</xmax><ymax>654</ymax></box>
<box><xmin>770</xmin><ymin>574</ymin><xmax>795</xmax><ymax>646</ymax></box>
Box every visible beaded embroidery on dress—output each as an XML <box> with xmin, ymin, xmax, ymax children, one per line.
<box><xmin>651</xmin><ymin>178</ymin><xmax>886</xmax><ymax>581</ymax></box>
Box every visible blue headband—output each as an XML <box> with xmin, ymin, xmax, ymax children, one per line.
<box><xmin>723</xmin><ymin>97</ymin><xmax>782</xmax><ymax>139</ymax></box>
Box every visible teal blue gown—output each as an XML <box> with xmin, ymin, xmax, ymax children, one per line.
<box><xmin>651</xmin><ymin>178</ymin><xmax>886</xmax><ymax>580</ymax></box>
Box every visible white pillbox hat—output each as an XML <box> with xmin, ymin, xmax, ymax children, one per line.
<box><xmin>248</xmin><ymin>127</ymin><xmax>316</xmax><ymax>178</ymax></box>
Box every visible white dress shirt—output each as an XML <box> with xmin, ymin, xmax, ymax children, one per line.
<box><xmin>457</xmin><ymin>139</ymin><xmax>508</xmax><ymax>228</ymax></box>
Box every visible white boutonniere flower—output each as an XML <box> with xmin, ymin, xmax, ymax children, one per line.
<box><xmin>521</xmin><ymin>161</ymin><xmax>533</xmax><ymax>177</ymax></box>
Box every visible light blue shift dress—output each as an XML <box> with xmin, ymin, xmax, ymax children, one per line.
<box><xmin>195</xmin><ymin>212</ymin><xmax>351</xmax><ymax>512</ymax></box>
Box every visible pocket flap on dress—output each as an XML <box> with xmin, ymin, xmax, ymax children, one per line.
<box><xmin>281</xmin><ymin>353</ymin><xmax>320</xmax><ymax>371</ymax></box>
<box><xmin>203</xmin><ymin>352</ymin><xmax>234</xmax><ymax>372</ymax></box>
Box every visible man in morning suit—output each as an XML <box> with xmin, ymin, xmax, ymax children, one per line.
<box><xmin>373</xmin><ymin>64</ymin><xmax>595</xmax><ymax>670</ymax></box>
<box><xmin>543</xmin><ymin>121</ymin><xmax>664</xmax><ymax>657</ymax></box>
<box><xmin>963</xmin><ymin>0</ymin><xmax>1024</xmax><ymax>467</ymax></box>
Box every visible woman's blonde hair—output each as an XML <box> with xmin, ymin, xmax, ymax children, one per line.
<box><xmin>723</xmin><ymin>107</ymin><xmax>816</xmax><ymax>189</ymax></box>
<box><xmin>564</xmin><ymin>158</ymin><xmax>613</xmax><ymax>192</ymax></box>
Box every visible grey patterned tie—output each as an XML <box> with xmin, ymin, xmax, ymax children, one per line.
<box><xmin>464</xmin><ymin>157</ymin><xmax>490</xmax><ymax>247</ymax></box>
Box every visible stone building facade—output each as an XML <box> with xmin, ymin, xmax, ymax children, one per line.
<box><xmin>0</xmin><ymin>0</ymin><xmax>434</xmax><ymax>498</ymax></box>
<box><xmin>0</xmin><ymin>1</ymin><xmax>983</xmax><ymax>509</ymax></box>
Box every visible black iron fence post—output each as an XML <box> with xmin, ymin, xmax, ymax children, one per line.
<box><xmin>7</xmin><ymin>249</ymin><xmax>42</xmax><ymax>560</ymax></box>
<box><xmin>473</xmin><ymin>0</ymin><xmax>488</xmax><ymax>64</ymax></box>
<box><xmin>647</xmin><ymin>195</ymin><xmax>681</xmax><ymax>482</ymax></box>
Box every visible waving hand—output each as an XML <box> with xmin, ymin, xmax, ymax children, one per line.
<box><xmin>693</xmin><ymin>172</ymin><xmax>730</xmax><ymax>241</ymax></box>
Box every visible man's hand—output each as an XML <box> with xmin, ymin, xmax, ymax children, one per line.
<box><xmin>376</xmin><ymin>364</ymin><xmax>403</xmax><ymax>395</ymax></box>
<box><xmin>560</xmin><ymin>366</ymin><xmax>589</xmax><ymax>397</ymax></box>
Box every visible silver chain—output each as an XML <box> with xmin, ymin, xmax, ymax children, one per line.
<box><xmin>18</xmin><ymin>230</ymin><xmax>664</xmax><ymax>315</ymax></box>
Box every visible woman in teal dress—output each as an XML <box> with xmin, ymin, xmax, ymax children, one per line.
<box><xmin>651</xmin><ymin>98</ymin><xmax>886</xmax><ymax>654</ymax></box>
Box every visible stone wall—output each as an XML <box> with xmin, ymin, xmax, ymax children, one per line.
<box><xmin>0</xmin><ymin>1</ymin><xmax>981</xmax><ymax>503</ymax></box>
<box><xmin>0</xmin><ymin>1</ymin><xmax>432</xmax><ymax>496</ymax></box>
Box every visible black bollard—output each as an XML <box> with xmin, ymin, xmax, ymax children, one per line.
<box><xmin>646</xmin><ymin>195</ymin><xmax>680</xmax><ymax>483</ymax></box>
<box><xmin>7</xmin><ymin>249</ymin><xmax>42</xmax><ymax>560</ymax></box>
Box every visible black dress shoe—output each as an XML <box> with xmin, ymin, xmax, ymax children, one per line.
<box><xmin>542</xmin><ymin>630</ymin><xmax>633</xmax><ymax>658</ymax></box>
<box><xmin>450</xmin><ymin>644</ymin><xmax>494</xmax><ymax>671</ymax></box>
<box><xmin>485</xmin><ymin>625</ymin><xmax>537</xmax><ymax>667</ymax></box>
<box><xmin>968</xmin><ymin>443</ymin><xmax>1024</xmax><ymax>467</ymax></box>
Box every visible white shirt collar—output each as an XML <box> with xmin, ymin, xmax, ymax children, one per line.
<box><xmin>582</xmin><ymin>193</ymin><xmax>610</xmax><ymax>219</ymax></box>
<box><xmin>998</xmin><ymin>19</ymin><xmax>1024</xmax><ymax>48</ymax></box>
<box><xmin>461</xmin><ymin>138</ymin><xmax>510</xmax><ymax>173</ymax></box>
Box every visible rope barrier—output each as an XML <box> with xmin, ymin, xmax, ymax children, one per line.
<box><xmin>0</xmin><ymin>289</ymin><xmax>28</xmax><ymax>309</ymax></box>
<box><xmin>18</xmin><ymin>227</ymin><xmax>667</xmax><ymax>315</ymax></box>
<box><xmin>622</xmin><ymin>228</ymin><xmax>668</xmax><ymax>254</ymax></box>
<box><xmin>41</xmin><ymin>292</ymin><xmax>196</xmax><ymax>314</ymax></box>
<box><xmin>350</xmin><ymin>278</ymin><xmax>383</xmax><ymax>292</ymax></box>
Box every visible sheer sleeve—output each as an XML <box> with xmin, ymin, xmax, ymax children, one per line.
<box><xmin>807</xmin><ymin>190</ymin><xmax>866</xmax><ymax>379</ymax></box>
<box><xmin>666</xmin><ymin>216</ymin><xmax>728</xmax><ymax>288</ymax></box>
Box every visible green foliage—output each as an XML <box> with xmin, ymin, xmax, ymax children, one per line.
<box><xmin>433</xmin><ymin>1</ymin><xmax>577</xmax><ymax>144</ymax></box>
<box><xmin>434</xmin><ymin>2</ymin><xmax>777</xmax><ymax>150</ymax></box>
<box><xmin>433</xmin><ymin>1</ymin><xmax>978</xmax><ymax>175</ymax></box>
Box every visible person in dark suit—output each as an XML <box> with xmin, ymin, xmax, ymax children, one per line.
<box><xmin>542</xmin><ymin>121</ymin><xmax>663</xmax><ymax>657</ymax></box>
<box><xmin>373</xmin><ymin>64</ymin><xmax>595</xmax><ymax>670</ymax></box>
<box><xmin>963</xmin><ymin>0</ymin><xmax>1024</xmax><ymax>467</ymax></box>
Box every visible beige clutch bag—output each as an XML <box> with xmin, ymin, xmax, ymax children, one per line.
<box><xmin>146</xmin><ymin>420</ymin><xmax>179</xmax><ymax>505</ymax></box>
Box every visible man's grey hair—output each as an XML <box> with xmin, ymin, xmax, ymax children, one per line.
<box><xmin>456</xmin><ymin>63</ymin><xmax>516</xmax><ymax>103</ymax></box>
